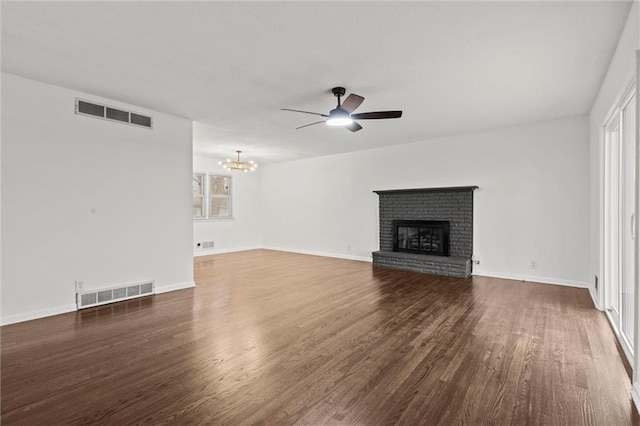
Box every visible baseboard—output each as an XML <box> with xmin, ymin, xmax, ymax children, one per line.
<box><xmin>2</xmin><ymin>281</ymin><xmax>196</xmax><ymax>325</ymax></box>
<box><xmin>473</xmin><ymin>271</ymin><xmax>589</xmax><ymax>289</ymax></box>
<box><xmin>154</xmin><ymin>281</ymin><xmax>195</xmax><ymax>294</ymax></box>
<box><xmin>1</xmin><ymin>303</ymin><xmax>77</xmax><ymax>326</ymax></box>
<box><xmin>262</xmin><ymin>246</ymin><xmax>372</xmax><ymax>263</ymax></box>
<box><xmin>193</xmin><ymin>246</ymin><xmax>261</xmax><ymax>257</ymax></box>
<box><xmin>588</xmin><ymin>285</ymin><xmax>602</xmax><ymax>310</ymax></box>
<box><xmin>632</xmin><ymin>384</ymin><xmax>640</xmax><ymax>416</ymax></box>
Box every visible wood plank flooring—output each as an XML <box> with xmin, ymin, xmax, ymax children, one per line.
<box><xmin>2</xmin><ymin>249</ymin><xmax>639</xmax><ymax>425</ymax></box>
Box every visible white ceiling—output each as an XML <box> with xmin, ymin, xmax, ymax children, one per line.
<box><xmin>1</xmin><ymin>1</ymin><xmax>632</xmax><ymax>164</ymax></box>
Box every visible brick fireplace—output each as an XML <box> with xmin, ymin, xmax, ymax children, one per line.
<box><xmin>372</xmin><ymin>186</ymin><xmax>477</xmax><ymax>278</ymax></box>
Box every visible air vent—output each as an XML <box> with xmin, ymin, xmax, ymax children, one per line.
<box><xmin>76</xmin><ymin>280</ymin><xmax>155</xmax><ymax>310</ymax></box>
<box><xmin>78</xmin><ymin>100</ymin><xmax>104</xmax><ymax>117</ymax></box>
<box><xmin>131</xmin><ymin>113</ymin><xmax>152</xmax><ymax>127</ymax></box>
<box><xmin>106</xmin><ymin>107</ymin><xmax>129</xmax><ymax>123</ymax></box>
<box><xmin>75</xmin><ymin>98</ymin><xmax>152</xmax><ymax>129</ymax></box>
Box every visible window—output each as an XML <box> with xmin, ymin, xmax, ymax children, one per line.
<box><xmin>209</xmin><ymin>175</ymin><xmax>231</xmax><ymax>218</ymax></box>
<box><xmin>192</xmin><ymin>173</ymin><xmax>205</xmax><ymax>218</ymax></box>
<box><xmin>193</xmin><ymin>173</ymin><xmax>232</xmax><ymax>219</ymax></box>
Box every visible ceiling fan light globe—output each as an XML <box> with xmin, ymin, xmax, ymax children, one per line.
<box><xmin>326</xmin><ymin>108</ymin><xmax>353</xmax><ymax>127</ymax></box>
<box><xmin>326</xmin><ymin>117</ymin><xmax>353</xmax><ymax>126</ymax></box>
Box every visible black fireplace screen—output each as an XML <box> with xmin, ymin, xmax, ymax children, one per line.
<box><xmin>392</xmin><ymin>220</ymin><xmax>450</xmax><ymax>256</ymax></box>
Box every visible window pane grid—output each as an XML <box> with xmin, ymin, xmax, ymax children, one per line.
<box><xmin>193</xmin><ymin>173</ymin><xmax>232</xmax><ymax>219</ymax></box>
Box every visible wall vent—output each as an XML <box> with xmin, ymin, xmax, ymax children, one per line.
<box><xmin>75</xmin><ymin>98</ymin><xmax>153</xmax><ymax>129</ymax></box>
<box><xmin>76</xmin><ymin>280</ymin><xmax>155</xmax><ymax>310</ymax></box>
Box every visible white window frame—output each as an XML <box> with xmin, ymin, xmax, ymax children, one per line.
<box><xmin>193</xmin><ymin>172</ymin><xmax>233</xmax><ymax>220</ymax></box>
<box><xmin>192</xmin><ymin>173</ymin><xmax>206</xmax><ymax>219</ymax></box>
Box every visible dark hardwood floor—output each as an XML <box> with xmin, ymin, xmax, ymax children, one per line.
<box><xmin>2</xmin><ymin>249</ymin><xmax>639</xmax><ymax>425</ymax></box>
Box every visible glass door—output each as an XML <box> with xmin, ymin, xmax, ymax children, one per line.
<box><xmin>604</xmin><ymin>119</ymin><xmax>621</xmax><ymax>330</ymax></box>
<box><xmin>620</xmin><ymin>93</ymin><xmax>635</xmax><ymax>352</ymax></box>
<box><xmin>603</xmin><ymin>86</ymin><xmax>636</xmax><ymax>362</ymax></box>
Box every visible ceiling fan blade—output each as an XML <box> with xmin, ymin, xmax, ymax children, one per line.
<box><xmin>296</xmin><ymin>120</ymin><xmax>326</xmax><ymax>130</ymax></box>
<box><xmin>350</xmin><ymin>111</ymin><xmax>402</xmax><ymax>120</ymax></box>
<box><xmin>340</xmin><ymin>94</ymin><xmax>365</xmax><ymax>113</ymax></box>
<box><xmin>346</xmin><ymin>121</ymin><xmax>363</xmax><ymax>132</ymax></box>
<box><xmin>281</xmin><ymin>108</ymin><xmax>329</xmax><ymax>117</ymax></box>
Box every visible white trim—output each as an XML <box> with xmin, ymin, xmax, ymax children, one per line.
<box><xmin>598</xmin><ymin>110</ymin><xmax>607</xmax><ymax>310</ymax></box>
<box><xmin>599</xmin><ymin>73</ymin><xmax>636</xmax><ymax>312</ymax></box>
<box><xmin>1</xmin><ymin>304</ymin><xmax>77</xmax><ymax>326</ymax></box>
<box><xmin>472</xmin><ymin>271</ymin><xmax>589</xmax><ymax>288</ymax></box>
<box><xmin>604</xmin><ymin>309</ymin><xmax>635</xmax><ymax>367</ymax></box>
<box><xmin>192</xmin><ymin>172</ymin><xmax>233</xmax><ymax>220</ymax></box>
<box><xmin>194</xmin><ymin>248</ymin><xmax>595</xmax><ymax>284</ymax></box>
<box><xmin>589</xmin><ymin>285</ymin><xmax>602</xmax><ymax>311</ymax></box>
<box><xmin>602</xmin><ymin>73</ymin><xmax>636</xmax><ymax>127</ymax></box>
<box><xmin>600</xmin><ymin>73</ymin><xmax>638</xmax><ymax>381</ymax></box>
<box><xmin>193</xmin><ymin>246</ymin><xmax>261</xmax><ymax>257</ymax></box>
<box><xmin>635</xmin><ymin>51</ymin><xmax>640</xmax><ymax>422</ymax></box>
<box><xmin>262</xmin><ymin>246</ymin><xmax>372</xmax><ymax>263</ymax></box>
<box><xmin>154</xmin><ymin>281</ymin><xmax>195</xmax><ymax>294</ymax></box>
<box><xmin>2</xmin><ymin>281</ymin><xmax>196</xmax><ymax>325</ymax></box>
<box><xmin>192</xmin><ymin>172</ymin><xmax>206</xmax><ymax>220</ymax></box>
<box><xmin>208</xmin><ymin>174</ymin><xmax>233</xmax><ymax>220</ymax></box>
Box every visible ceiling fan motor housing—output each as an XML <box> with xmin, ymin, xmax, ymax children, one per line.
<box><xmin>329</xmin><ymin>108</ymin><xmax>350</xmax><ymax>118</ymax></box>
<box><xmin>331</xmin><ymin>87</ymin><xmax>347</xmax><ymax>97</ymax></box>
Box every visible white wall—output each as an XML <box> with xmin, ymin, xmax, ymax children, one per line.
<box><xmin>261</xmin><ymin>116</ymin><xmax>590</xmax><ymax>286</ymax></box>
<box><xmin>1</xmin><ymin>73</ymin><xmax>194</xmax><ymax>325</ymax></box>
<box><xmin>193</xmin><ymin>154</ymin><xmax>262</xmax><ymax>255</ymax></box>
<box><xmin>589</xmin><ymin>1</ymin><xmax>638</xmax><ymax>307</ymax></box>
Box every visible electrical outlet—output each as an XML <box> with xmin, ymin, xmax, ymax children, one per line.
<box><xmin>530</xmin><ymin>261</ymin><xmax>537</xmax><ymax>269</ymax></box>
<box><xmin>75</xmin><ymin>280</ymin><xmax>84</xmax><ymax>292</ymax></box>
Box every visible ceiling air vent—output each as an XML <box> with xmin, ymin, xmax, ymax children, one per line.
<box><xmin>75</xmin><ymin>98</ymin><xmax>152</xmax><ymax>129</ymax></box>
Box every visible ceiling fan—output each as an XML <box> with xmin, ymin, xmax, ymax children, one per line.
<box><xmin>281</xmin><ymin>87</ymin><xmax>402</xmax><ymax>132</ymax></box>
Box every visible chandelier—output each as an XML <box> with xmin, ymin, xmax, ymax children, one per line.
<box><xmin>219</xmin><ymin>150</ymin><xmax>258</xmax><ymax>173</ymax></box>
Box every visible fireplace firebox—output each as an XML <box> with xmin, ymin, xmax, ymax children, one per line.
<box><xmin>392</xmin><ymin>220</ymin><xmax>450</xmax><ymax>257</ymax></box>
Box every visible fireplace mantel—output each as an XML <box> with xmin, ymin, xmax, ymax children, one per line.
<box><xmin>373</xmin><ymin>186</ymin><xmax>478</xmax><ymax>195</ymax></box>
